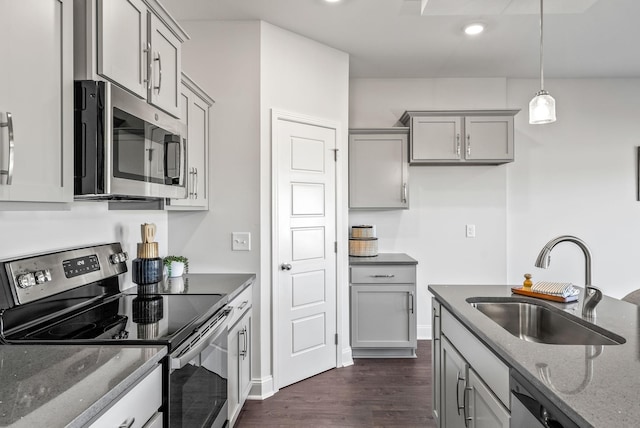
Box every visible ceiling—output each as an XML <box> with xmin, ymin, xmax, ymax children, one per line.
<box><xmin>160</xmin><ymin>0</ymin><xmax>640</xmax><ymax>79</ymax></box>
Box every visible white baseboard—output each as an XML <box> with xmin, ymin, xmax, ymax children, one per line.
<box><xmin>341</xmin><ymin>346</ymin><xmax>354</xmax><ymax>367</ymax></box>
<box><xmin>418</xmin><ymin>323</ymin><xmax>432</xmax><ymax>340</ymax></box>
<box><xmin>247</xmin><ymin>375</ymin><xmax>275</xmax><ymax>400</ymax></box>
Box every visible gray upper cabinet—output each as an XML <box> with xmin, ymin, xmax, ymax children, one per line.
<box><xmin>75</xmin><ymin>0</ymin><xmax>189</xmax><ymax>118</ymax></box>
<box><xmin>400</xmin><ymin>110</ymin><xmax>519</xmax><ymax>165</ymax></box>
<box><xmin>166</xmin><ymin>74</ymin><xmax>214</xmax><ymax>210</ymax></box>
<box><xmin>0</xmin><ymin>0</ymin><xmax>73</xmax><ymax>203</ymax></box>
<box><xmin>349</xmin><ymin>128</ymin><xmax>409</xmax><ymax>210</ymax></box>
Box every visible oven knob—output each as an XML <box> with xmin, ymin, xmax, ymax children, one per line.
<box><xmin>35</xmin><ymin>269</ymin><xmax>52</xmax><ymax>284</ymax></box>
<box><xmin>120</xmin><ymin>252</ymin><xmax>129</xmax><ymax>262</ymax></box>
<box><xmin>17</xmin><ymin>273</ymin><xmax>36</xmax><ymax>288</ymax></box>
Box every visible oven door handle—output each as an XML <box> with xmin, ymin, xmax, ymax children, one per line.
<box><xmin>170</xmin><ymin>308</ymin><xmax>231</xmax><ymax>370</ymax></box>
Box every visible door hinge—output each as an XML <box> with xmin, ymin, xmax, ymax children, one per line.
<box><xmin>332</xmin><ymin>148</ymin><xmax>338</xmax><ymax>161</ymax></box>
<box><xmin>334</xmin><ymin>241</ymin><xmax>337</xmax><ymax>253</ymax></box>
<box><xmin>335</xmin><ymin>333</ymin><xmax>338</xmax><ymax>345</ymax></box>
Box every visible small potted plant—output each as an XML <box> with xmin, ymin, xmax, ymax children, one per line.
<box><xmin>163</xmin><ymin>255</ymin><xmax>189</xmax><ymax>277</ymax></box>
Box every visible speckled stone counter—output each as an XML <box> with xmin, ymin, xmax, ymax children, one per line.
<box><xmin>429</xmin><ymin>284</ymin><xmax>640</xmax><ymax>428</ymax></box>
<box><xmin>349</xmin><ymin>253</ymin><xmax>418</xmax><ymax>265</ymax></box>
<box><xmin>122</xmin><ymin>273</ymin><xmax>255</xmax><ymax>302</ymax></box>
<box><xmin>0</xmin><ymin>345</ymin><xmax>166</xmax><ymax>427</ymax></box>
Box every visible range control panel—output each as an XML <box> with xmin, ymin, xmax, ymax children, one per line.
<box><xmin>4</xmin><ymin>243</ymin><xmax>128</xmax><ymax>306</ymax></box>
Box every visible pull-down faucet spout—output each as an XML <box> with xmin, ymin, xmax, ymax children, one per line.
<box><xmin>534</xmin><ymin>235</ymin><xmax>602</xmax><ymax>319</ymax></box>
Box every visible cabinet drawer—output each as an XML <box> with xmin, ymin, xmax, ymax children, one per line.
<box><xmin>350</xmin><ymin>265</ymin><xmax>415</xmax><ymax>284</ymax></box>
<box><xmin>441</xmin><ymin>307</ymin><xmax>509</xmax><ymax>409</ymax></box>
<box><xmin>229</xmin><ymin>285</ymin><xmax>253</xmax><ymax>328</ymax></box>
<box><xmin>90</xmin><ymin>365</ymin><xmax>162</xmax><ymax>428</ymax></box>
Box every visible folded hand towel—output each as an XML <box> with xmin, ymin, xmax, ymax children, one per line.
<box><xmin>531</xmin><ymin>281</ymin><xmax>580</xmax><ymax>298</ymax></box>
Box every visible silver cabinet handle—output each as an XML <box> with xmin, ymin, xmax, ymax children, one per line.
<box><xmin>194</xmin><ymin>167</ymin><xmax>198</xmax><ymax>199</ymax></box>
<box><xmin>464</xmin><ymin>386</ymin><xmax>473</xmax><ymax>427</ymax></box>
<box><xmin>188</xmin><ymin>167</ymin><xmax>196</xmax><ymax>198</ymax></box>
<box><xmin>280</xmin><ymin>263</ymin><xmax>292</xmax><ymax>271</ymax></box>
<box><xmin>466</xmin><ymin>134</ymin><xmax>471</xmax><ymax>157</ymax></box>
<box><xmin>144</xmin><ymin>42</ymin><xmax>152</xmax><ymax>90</ymax></box>
<box><xmin>119</xmin><ymin>417</ymin><xmax>135</xmax><ymax>428</ymax></box>
<box><xmin>456</xmin><ymin>133</ymin><xmax>461</xmax><ymax>157</ymax></box>
<box><xmin>154</xmin><ymin>52</ymin><xmax>162</xmax><ymax>93</ymax></box>
<box><xmin>238</xmin><ymin>300</ymin><xmax>248</xmax><ymax>310</ymax></box>
<box><xmin>243</xmin><ymin>326</ymin><xmax>248</xmax><ymax>359</ymax></box>
<box><xmin>0</xmin><ymin>112</ymin><xmax>14</xmax><ymax>185</ymax></box>
<box><xmin>371</xmin><ymin>274</ymin><xmax>395</xmax><ymax>278</ymax></box>
<box><xmin>402</xmin><ymin>183</ymin><xmax>407</xmax><ymax>204</ymax></box>
<box><xmin>239</xmin><ymin>327</ymin><xmax>247</xmax><ymax>358</ymax></box>
<box><xmin>409</xmin><ymin>292</ymin><xmax>414</xmax><ymax>314</ymax></box>
<box><xmin>456</xmin><ymin>371</ymin><xmax>465</xmax><ymax>415</ymax></box>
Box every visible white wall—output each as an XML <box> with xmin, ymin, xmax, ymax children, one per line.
<box><xmin>169</xmin><ymin>20</ymin><xmax>350</xmax><ymax>398</ymax></box>
<box><xmin>349</xmin><ymin>78</ymin><xmax>511</xmax><ymax>339</ymax></box>
<box><xmin>350</xmin><ymin>77</ymin><xmax>640</xmax><ymax>340</ymax></box>
<box><xmin>0</xmin><ymin>203</ymin><xmax>168</xmax><ymax>286</ymax></box>
<box><xmin>507</xmin><ymin>78</ymin><xmax>640</xmax><ymax>298</ymax></box>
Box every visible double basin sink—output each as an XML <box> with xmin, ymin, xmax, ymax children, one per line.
<box><xmin>467</xmin><ymin>297</ymin><xmax>625</xmax><ymax>346</ymax></box>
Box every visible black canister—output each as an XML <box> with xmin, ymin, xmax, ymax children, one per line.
<box><xmin>131</xmin><ymin>257</ymin><xmax>163</xmax><ymax>285</ymax></box>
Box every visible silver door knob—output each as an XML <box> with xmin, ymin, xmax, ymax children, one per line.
<box><xmin>280</xmin><ymin>263</ymin><xmax>292</xmax><ymax>271</ymax></box>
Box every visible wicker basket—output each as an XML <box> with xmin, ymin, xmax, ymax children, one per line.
<box><xmin>349</xmin><ymin>237</ymin><xmax>378</xmax><ymax>257</ymax></box>
<box><xmin>351</xmin><ymin>225</ymin><xmax>375</xmax><ymax>238</ymax></box>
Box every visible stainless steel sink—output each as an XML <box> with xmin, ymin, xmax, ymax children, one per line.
<box><xmin>467</xmin><ymin>298</ymin><xmax>625</xmax><ymax>345</ymax></box>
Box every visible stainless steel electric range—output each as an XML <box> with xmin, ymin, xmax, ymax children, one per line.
<box><xmin>0</xmin><ymin>243</ymin><xmax>230</xmax><ymax>428</ymax></box>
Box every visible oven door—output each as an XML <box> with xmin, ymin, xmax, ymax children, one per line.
<box><xmin>168</xmin><ymin>307</ymin><xmax>230</xmax><ymax>428</ymax></box>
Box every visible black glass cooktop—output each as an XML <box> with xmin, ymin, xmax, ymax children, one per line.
<box><xmin>6</xmin><ymin>293</ymin><xmax>226</xmax><ymax>350</ymax></box>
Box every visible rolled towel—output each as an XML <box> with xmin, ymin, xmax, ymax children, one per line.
<box><xmin>531</xmin><ymin>281</ymin><xmax>580</xmax><ymax>298</ymax></box>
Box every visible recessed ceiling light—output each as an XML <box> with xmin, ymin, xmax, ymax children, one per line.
<box><xmin>463</xmin><ymin>23</ymin><xmax>485</xmax><ymax>36</ymax></box>
<box><xmin>325</xmin><ymin>0</ymin><xmax>341</xmax><ymax>3</ymax></box>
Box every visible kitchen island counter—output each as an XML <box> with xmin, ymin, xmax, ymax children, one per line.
<box><xmin>0</xmin><ymin>345</ymin><xmax>166</xmax><ymax>427</ymax></box>
<box><xmin>429</xmin><ymin>284</ymin><xmax>640</xmax><ymax>428</ymax></box>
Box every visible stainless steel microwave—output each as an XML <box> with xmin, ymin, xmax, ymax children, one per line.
<box><xmin>74</xmin><ymin>80</ymin><xmax>187</xmax><ymax>200</ymax></box>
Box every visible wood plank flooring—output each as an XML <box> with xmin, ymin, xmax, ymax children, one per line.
<box><xmin>236</xmin><ymin>340</ymin><xmax>436</xmax><ymax>428</ymax></box>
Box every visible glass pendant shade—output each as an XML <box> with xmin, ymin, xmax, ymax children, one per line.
<box><xmin>529</xmin><ymin>89</ymin><xmax>556</xmax><ymax>124</ymax></box>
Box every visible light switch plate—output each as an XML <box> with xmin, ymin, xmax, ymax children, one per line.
<box><xmin>232</xmin><ymin>232</ymin><xmax>251</xmax><ymax>251</ymax></box>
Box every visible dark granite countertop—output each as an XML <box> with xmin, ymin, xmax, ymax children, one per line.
<box><xmin>122</xmin><ymin>273</ymin><xmax>256</xmax><ymax>302</ymax></box>
<box><xmin>0</xmin><ymin>345</ymin><xmax>166</xmax><ymax>427</ymax></box>
<box><xmin>349</xmin><ymin>253</ymin><xmax>417</xmax><ymax>265</ymax></box>
<box><xmin>429</xmin><ymin>284</ymin><xmax>640</xmax><ymax>428</ymax></box>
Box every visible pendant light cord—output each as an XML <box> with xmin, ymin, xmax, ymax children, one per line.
<box><xmin>539</xmin><ymin>0</ymin><xmax>545</xmax><ymax>91</ymax></box>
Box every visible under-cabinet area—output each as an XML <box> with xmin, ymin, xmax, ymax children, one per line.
<box><xmin>349</xmin><ymin>254</ymin><xmax>418</xmax><ymax>358</ymax></box>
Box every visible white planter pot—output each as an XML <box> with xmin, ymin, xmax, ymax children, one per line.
<box><xmin>168</xmin><ymin>261</ymin><xmax>185</xmax><ymax>277</ymax></box>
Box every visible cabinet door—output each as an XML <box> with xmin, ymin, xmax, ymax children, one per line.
<box><xmin>228</xmin><ymin>321</ymin><xmax>241</xmax><ymax>425</ymax></box>
<box><xmin>349</xmin><ymin>131</ymin><xmax>409</xmax><ymax>209</ymax></box>
<box><xmin>0</xmin><ymin>0</ymin><xmax>73</xmax><ymax>203</ymax></box>
<box><xmin>467</xmin><ymin>368</ymin><xmax>510</xmax><ymax>428</ymax></box>
<box><xmin>441</xmin><ymin>337</ymin><xmax>468</xmax><ymax>428</ymax></box>
<box><xmin>166</xmin><ymin>80</ymin><xmax>212</xmax><ymax>210</ymax></box>
<box><xmin>432</xmin><ymin>298</ymin><xmax>442</xmax><ymax>428</ymax></box>
<box><xmin>411</xmin><ymin>116</ymin><xmax>462</xmax><ymax>163</ymax></box>
<box><xmin>149</xmin><ymin>14</ymin><xmax>181</xmax><ymax>117</ymax></box>
<box><xmin>463</xmin><ymin>116</ymin><xmax>513</xmax><ymax>162</ymax></box>
<box><xmin>97</xmin><ymin>0</ymin><xmax>148</xmax><ymax>99</ymax></box>
<box><xmin>239</xmin><ymin>312</ymin><xmax>252</xmax><ymax>404</ymax></box>
<box><xmin>350</xmin><ymin>284</ymin><xmax>416</xmax><ymax>348</ymax></box>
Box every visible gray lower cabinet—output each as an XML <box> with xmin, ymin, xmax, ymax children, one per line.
<box><xmin>348</xmin><ymin>128</ymin><xmax>409</xmax><ymax>209</ymax></box>
<box><xmin>228</xmin><ymin>285</ymin><xmax>253</xmax><ymax>427</ymax></box>
<box><xmin>432</xmin><ymin>298</ymin><xmax>442</xmax><ymax>427</ymax></box>
<box><xmin>435</xmin><ymin>304</ymin><xmax>510</xmax><ymax>428</ymax></box>
<box><xmin>88</xmin><ymin>365</ymin><xmax>163</xmax><ymax>428</ymax></box>
<box><xmin>350</xmin><ymin>263</ymin><xmax>417</xmax><ymax>358</ymax></box>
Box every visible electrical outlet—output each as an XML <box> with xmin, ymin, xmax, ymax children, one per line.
<box><xmin>232</xmin><ymin>232</ymin><xmax>251</xmax><ymax>251</ymax></box>
<box><xmin>465</xmin><ymin>224</ymin><xmax>476</xmax><ymax>238</ymax></box>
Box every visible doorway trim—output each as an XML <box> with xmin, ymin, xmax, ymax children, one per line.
<box><xmin>270</xmin><ymin>108</ymin><xmax>348</xmax><ymax>393</ymax></box>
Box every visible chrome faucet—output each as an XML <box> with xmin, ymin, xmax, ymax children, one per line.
<box><xmin>534</xmin><ymin>235</ymin><xmax>603</xmax><ymax>319</ymax></box>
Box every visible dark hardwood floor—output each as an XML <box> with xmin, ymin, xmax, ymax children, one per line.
<box><xmin>235</xmin><ymin>340</ymin><xmax>436</xmax><ymax>427</ymax></box>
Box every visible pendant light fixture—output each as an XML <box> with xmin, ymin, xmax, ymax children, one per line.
<box><xmin>529</xmin><ymin>0</ymin><xmax>556</xmax><ymax>124</ymax></box>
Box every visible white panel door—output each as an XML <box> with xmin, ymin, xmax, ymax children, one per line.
<box><xmin>276</xmin><ymin>117</ymin><xmax>337</xmax><ymax>389</ymax></box>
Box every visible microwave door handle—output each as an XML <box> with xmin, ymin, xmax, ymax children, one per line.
<box><xmin>170</xmin><ymin>309</ymin><xmax>231</xmax><ymax>370</ymax></box>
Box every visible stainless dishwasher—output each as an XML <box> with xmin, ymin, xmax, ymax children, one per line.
<box><xmin>510</xmin><ymin>370</ymin><xmax>580</xmax><ymax>428</ymax></box>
